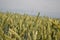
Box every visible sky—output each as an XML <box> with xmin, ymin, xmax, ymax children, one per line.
<box><xmin>0</xmin><ymin>0</ymin><xmax>60</xmax><ymax>18</ymax></box>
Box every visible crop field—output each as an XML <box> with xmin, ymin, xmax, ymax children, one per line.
<box><xmin>0</xmin><ymin>12</ymin><xmax>60</xmax><ymax>40</ymax></box>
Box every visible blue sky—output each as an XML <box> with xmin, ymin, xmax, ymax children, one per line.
<box><xmin>0</xmin><ymin>0</ymin><xmax>60</xmax><ymax>18</ymax></box>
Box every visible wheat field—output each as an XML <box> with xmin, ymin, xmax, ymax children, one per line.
<box><xmin>0</xmin><ymin>12</ymin><xmax>60</xmax><ymax>40</ymax></box>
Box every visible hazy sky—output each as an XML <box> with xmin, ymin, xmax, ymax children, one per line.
<box><xmin>0</xmin><ymin>0</ymin><xmax>60</xmax><ymax>18</ymax></box>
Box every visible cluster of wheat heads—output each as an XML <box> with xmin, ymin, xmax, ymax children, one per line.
<box><xmin>0</xmin><ymin>12</ymin><xmax>60</xmax><ymax>40</ymax></box>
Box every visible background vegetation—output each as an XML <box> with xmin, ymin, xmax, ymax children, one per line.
<box><xmin>0</xmin><ymin>12</ymin><xmax>60</xmax><ymax>40</ymax></box>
